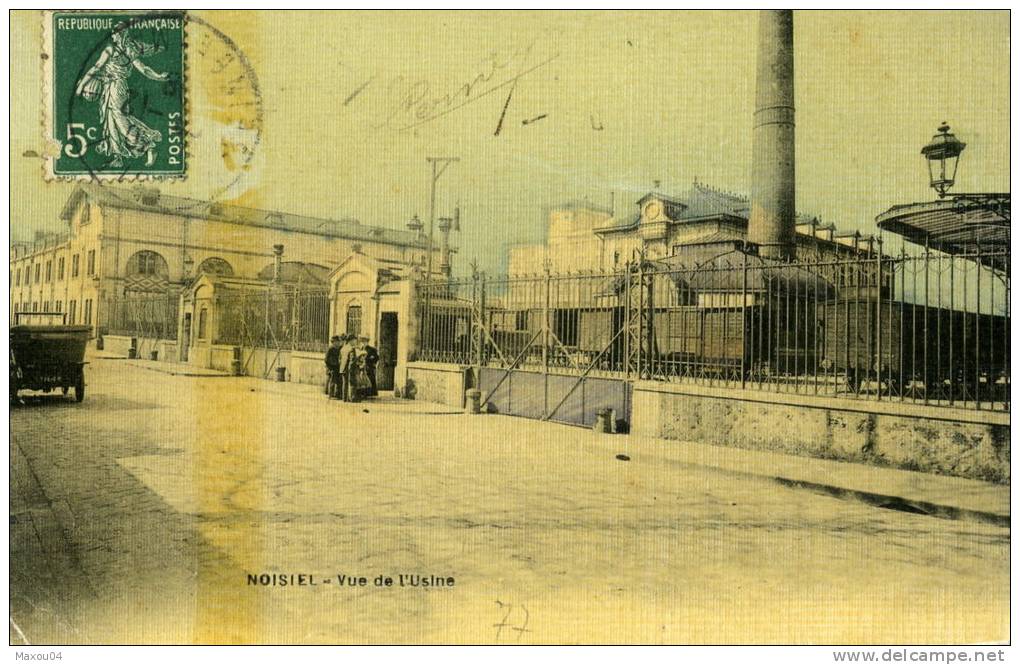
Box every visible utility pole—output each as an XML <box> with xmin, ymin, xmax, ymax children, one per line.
<box><xmin>426</xmin><ymin>157</ymin><xmax>459</xmax><ymax>280</ymax></box>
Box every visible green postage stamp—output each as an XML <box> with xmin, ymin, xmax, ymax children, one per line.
<box><xmin>42</xmin><ymin>11</ymin><xmax>186</xmax><ymax>179</ymax></box>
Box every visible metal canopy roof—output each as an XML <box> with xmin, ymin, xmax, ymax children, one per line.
<box><xmin>875</xmin><ymin>194</ymin><xmax>1010</xmax><ymax>271</ymax></box>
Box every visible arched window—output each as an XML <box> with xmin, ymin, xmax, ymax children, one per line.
<box><xmin>198</xmin><ymin>307</ymin><xmax>208</xmax><ymax>339</ymax></box>
<box><xmin>196</xmin><ymin>257</ymin><xmax>234</xmax><ymax>277</ymax></box>
<box><xmin>126</xmin><ymin>250</ymin><xmax>169</xmax><ymax>279</ymax></box>
<box><xmin>345</xmin><ymin>305</ymin><xmax>362</xmax><ymax>337</ymax></box>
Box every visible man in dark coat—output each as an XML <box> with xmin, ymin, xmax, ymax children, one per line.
<box><xmin>324</xmin><ymin>335</ymin><xmax>343</xmax><ymax>399</ymax></box>
<box><xmin>360</xmin><ymin>336</ymin><xmax>379</xmax><ymax>397</ymax></box>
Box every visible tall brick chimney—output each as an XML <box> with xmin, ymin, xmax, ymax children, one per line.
<box><xmin>748</xmin><ymin>9</ymin><xmax>796</xmax><ymax>260</ymax></box>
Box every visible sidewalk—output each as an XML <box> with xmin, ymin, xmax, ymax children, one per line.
<box><xmin>9</xmin><ymin>438</ymin><xmax>92</xmax><ymax>644</ymax></box>
<box><xmin>121</xmin><ymin>359</ymin><xmax>230</xmax><ymax>377</ymax></box>
<box><xmin>616</xmin><ymin>431</ymin><xmax>1010</xmax><ymax>527</ymax></box>
<box><xmin>84</xmin><ymin>353</ymin><xmax>1013</xmax><ymax>527</ymax></box>
<box><xmin>93</xmin><ymin>351</ymin><xmax>464</xmax><ymax>412</ymax></box>
<box><xmin>91</xmin><ymin>352</ymin><xmax>230</xmax><ymax>377</ymax></box>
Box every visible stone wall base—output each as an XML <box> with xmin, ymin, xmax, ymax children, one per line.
<box><xmin>405</xmin><ymin>361</ymin><xmax>469</xmax><ymax>407</ymax></box>
<box><xmin>632</xmin><ymin>381</ymin><xmax>1010</xmax><ymax>483</ymax></box>
<box><xmin>103</xmin><ymin>335</ymin><xmax>177</xmax><ymax>362</ymax></box>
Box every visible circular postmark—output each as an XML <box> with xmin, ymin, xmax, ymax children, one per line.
<box><xmin>58</xmin><ymin>11</ymin><xmax>263</xmax><ymax>211</ymax></box>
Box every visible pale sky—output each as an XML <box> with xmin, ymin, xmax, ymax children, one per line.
<box><xmin>10</xmin><ymin>10</ymin><xmax>1010</xmax><ymax>274</ymax></box>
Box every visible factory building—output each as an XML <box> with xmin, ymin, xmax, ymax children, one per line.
<box><xmin>509</xmin><ymin>182</ymin><xmax>879</xmax><ymax>276</ymax></box>
<box><xmin>9</xmin><ymin>184</ymin><xmax>441</xmax><ymax>333</ymax></box>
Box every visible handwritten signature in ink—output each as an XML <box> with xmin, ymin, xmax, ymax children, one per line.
<box><xmin>368</xmin><ymin>41</ymin><xmax>560</xmax><ymax>132</ymax></box>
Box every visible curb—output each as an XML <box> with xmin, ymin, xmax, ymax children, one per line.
<box><xmin>773</xmin><ymin>477</ymin><xmax>1010</xmax><ymax>528</ymax></box>
<box><xmin>639</xmin><ymin>443</ymin><xmax>1009</xmax><ymax>528</ymax></box>
<box><xmin>117</xmin><ymin>360</ymin><xmax>233</xmax><ymax>379</ymax></box>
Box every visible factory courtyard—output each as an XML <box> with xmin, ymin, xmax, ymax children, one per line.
<box><xmin>10</xmin><ymin>356</ymin><xmax>1009</xmax><ymax>645</ymax></box>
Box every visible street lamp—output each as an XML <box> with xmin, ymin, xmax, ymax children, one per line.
<box><xmin>921</xmin><ymin>123</ymin><xmax>966</xmax><ymax>198</ymax></box>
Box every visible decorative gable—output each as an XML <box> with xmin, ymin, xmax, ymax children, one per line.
<box><xmin>636</xmin><ymin>193</ymin><xmax>687</xmax><ymax>223</ymax></box>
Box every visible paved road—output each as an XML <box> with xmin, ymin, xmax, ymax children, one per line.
<box><xmin>9</xmin><ymin>358</ymin><xmax>1009</xmax><ymax>644</ymax></box>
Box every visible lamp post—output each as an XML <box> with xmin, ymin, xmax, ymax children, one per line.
<box><xmin>921</xmin><ymin>123</ymin><xmax>966</xmax><ymax>198</ymax></box>
<box><xmin>425</xmin><ymin>157</ymin><xmax>459</xmax><ymax>280</ymax></box>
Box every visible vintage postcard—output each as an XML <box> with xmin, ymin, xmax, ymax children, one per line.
<box><xmin>8</xmin><ymin>9</ymin><xmax>1010</xmax><ymax>650</ymax></box>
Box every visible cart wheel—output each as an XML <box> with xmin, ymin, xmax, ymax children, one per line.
<box><xmin>74</xmin><ymin>371</ymin><xmax>85</xmax><ymax>403</ymax></box>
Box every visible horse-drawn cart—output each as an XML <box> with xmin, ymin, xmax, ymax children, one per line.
<box><xmin>10</xmin><ymin>313</ymin><xmax>91</xmax><ymax>402</ymax></box>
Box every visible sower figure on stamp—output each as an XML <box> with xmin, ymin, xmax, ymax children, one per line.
<box><xmin>75</xmin><ymin>24</ymin><xmax>168</xmax><ymax>167</ymax></box>
<box><xmin>359</xmin><ymin>336</ymin><xmax>379</xmax><ymax>397</ymax></box>
<box><xmin>324</xmin><ymin>335</ymin><xmax>342</xmax><ymax>399</ymax></box>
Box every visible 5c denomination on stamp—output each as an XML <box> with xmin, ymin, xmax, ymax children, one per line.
<box><xmin>42</xmin><ymin>11</ymin><xmax>186</xmax><ymax>180</ymax></box>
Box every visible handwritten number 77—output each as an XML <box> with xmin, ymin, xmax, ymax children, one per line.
<box><xmin>494</xmin><ymin>601</ymin><xmax>530</xmax><ymax>641</ymax></box>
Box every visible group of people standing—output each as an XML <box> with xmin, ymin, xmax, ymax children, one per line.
<box><xmin>324</xmin><ymin>335</ymin><xmax>379</xmax><ymax>402</ymax></box>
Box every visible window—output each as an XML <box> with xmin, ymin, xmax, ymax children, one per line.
<box><xmin>58</xmin><ymin>257</ymin><xmax>65</xmax><ymax>280</ymax></box>
<box><xmin>80</xmin><ymin>204</ymin><xmax>91</xmax><ymax>225</ymax></box>
<box><xmin>34</xmin><ymin>264</ymin><xmax>40</xmax><ymax>283</ymax></box>
<box><xmin>125</xmin><ymin>250</ymin><xmax>168</xmax><ymax>280</ymax></box>
<box><xmin>87</xmin><ymin>250</ymin><xmax>95</xmax><ymax>276</ymax></box>
<box><xmin>137</xmin><ymin>251</ymin><xmax>161</xmax><ymax>276</ymax></box>
<box><xmin>72</xmin><ymin>254</ymin><xmax>80</xmax><ymax>277</ymax></box>
<box><xmin>68</xmin><ymin>300</ymin><xmax>77</xmax><ymax>324</ymax></box>
<box><xmin>42</xmin><ymin>301</ymin><xmax>49</xmax><ymax>312</ymax></box>
<box><xmin>32</xmin><ymin>302</ymin><xmax>38</xmax><ymax>312</ymax></box>
<box><xmin>15</xmin><ymin>268</ymin><xmax>20</xmax><ymax>286</ymax></box>
<box><xmin>55</xmin><ymin>301</ymin><xmax>62</xmax><ymax>313</ymax></box>
<box><xmin>345</xmin><ymin>305</ymin><xmax>362</xmax><ymax>337</ymax></box>
<box><xmin>84</xmin><ymin>299</ymin><xmax>92</xmax><ymax>326</ymax></box>
<box><xmin>196</xmin><ymin>257</ymin><xmax>233</xmax><ymax>277</ymax></box>
<box><xmin>45</xmin><ymin>261</ymin><xmax>52</xmax><ymax>282</ymax></box>
<box><xmin>197</xmin><ymin>307</ymin><xmax>208</xmax><ymax>339</ymax></box>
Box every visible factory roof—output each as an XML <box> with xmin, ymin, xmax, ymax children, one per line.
<box><xmin>10</xmin><ymin>232</ymin><xmax>71</xmax><ymax>260</ymax></box>
<box><xmin>660</xmin><ymin>242</ymin><xmax>835</xmax><ymax>295</ymax></box>
<box><xmin>255</xmin><ymin>261</ymin><xmax>331</xmax><ymax>285</ymax></box>
<box><xmin>597</xmin><ymin>182</ymin><xmax>820</xmax><ymax>233</ymax></box>
<box><xmin>876</xmin><ymin>194</ymin><xmax>1009</xmax><ymax>271</ymax></box>
<box><xmin>593</xmin><ymin>182</ymin><xmax>878</xmax><ymax>255</ymax></box>
<box><xmin>596</xmin><ymin>183</ymin><xmax>750</xmax><ymax>233</ymax></box>
<box><xmin>60</xmin><ymin>184</ymin><xmax>429</xmax><ymax>249</ymax></box>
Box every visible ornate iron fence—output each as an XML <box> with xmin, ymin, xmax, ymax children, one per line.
<box><xmin>106</xmin><ymin>291</ymin><xmax>180</xmax><ymax>341</ymax></box>
<box><xmin>214</xmin><ymin>286</ymin><xmax>331</xmax><ymax>354</ymax></box>
<box><xmin>417</xmin><ymin>247</ymin><xmax>1009</xmax><ymax>411</ymax></box>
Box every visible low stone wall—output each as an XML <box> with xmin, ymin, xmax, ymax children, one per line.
<box><xmin>208</xmin><ymin>345</ymin><xmax>236</xmax><ymax>373</ymax></box>
<box><xmin>405</xmin><ymin>361</ymin><xmax>469</xmax><ymax>408</ymax></box>
<box><xmin>103</xmin><ymin>334</ymin><xmax>133</xmax><ymax>357</ymax></box>
<box><xmin>290</xmin><ymin>351</ymin><xmax>327</xmax><ymax>388</ymax></box>
<box><xmin>631</xmin><ymin>381</ymin><xmax>1010</xmax><ymax>483</ymax></box>
<box><xmin>234</xmin><ymin>347</ymin><xmax>289</xmax><ymax>378</ymax></box>
<box><xmin>174</xmin><ymin>343</ymin><xmax>324</xmax><ymax>384</ymax></box>
<box><xmin>103</xmin><ymin>335</ymin><xmax>178</xmax><ymax>362</ymax></box>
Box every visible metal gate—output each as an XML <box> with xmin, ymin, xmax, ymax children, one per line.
<box><xmin>424</xmin><ymin>265</ymin><xmax>642</xmax><ymax>428</ymax></box>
